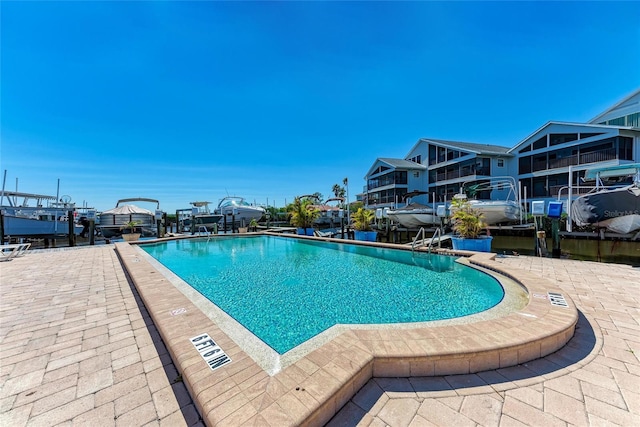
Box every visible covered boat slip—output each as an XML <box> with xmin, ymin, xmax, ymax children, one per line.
<box><xmin>98</xmin><ymin>198</ymin><xmax>161</xmax><ymax>238</ymax></box>
<box><xmin>0</xmin><ymin>191</ymin><xmax>84</xmax><ymax>240</ymax></box>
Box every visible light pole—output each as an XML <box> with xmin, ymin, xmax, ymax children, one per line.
<box><xmin>343</xmin><ymin>177</ymin><xmax>349</xmax><ymax>227</ymax></box>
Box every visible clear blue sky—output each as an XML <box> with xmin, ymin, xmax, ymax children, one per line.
<box><xmin>2</xmin><ymin>1</ymin><xmax>639</xmax><ymax>213</ymax></box>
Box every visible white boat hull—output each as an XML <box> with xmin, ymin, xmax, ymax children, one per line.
<box><xmin>387</xmin><ymin>205</ymin><xmax>438</xmax><ymax>228</ymax></box>
<box><xmin>218</xmin><ymin>207</ymin><xmax>264</xmax><ymax>225</ymax></box>
<box><xmin>468</xmin><ymin>200</ymin><xmax>521</xmax><ymax>225</ymax></box>
<box><xmin>591</xmin><ymin>215</ymin><xmax>640</xmax><ymax>234</ymax></box>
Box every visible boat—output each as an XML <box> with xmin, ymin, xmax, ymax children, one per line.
<box><xmin>304</xmin><ymin>196</ymin><xmax>345</xmax><ymax>227</ymax></box>
<box><xmin>387</xmin><ymin>191</ymin><xmax>439</xmax><ymax>228</ymax></box>
<box><xmin>214</xmin><ymin>196</ymin><xmax>265</xmax><ymax>227</ymax></box>
<box><xmin>98</xmin><ymin>198</ymin><xmax>160</xmax><ymax>238</ymax></box>
<box><xmin>571</xmin><ymin>163</ymin><xmax>640</xmax><ymax>234</ymax></box>
<box><xmin>387</xmin><ymin>203</ymin><xmax>439</xmax><ymax>228</ymax></box>
<box><xmin>453</xmin><ymin>197</ymin><xmax>521</xmax><ymax>225</ymax></box>
<box><xmin>452</xmin><ymin>177</ymin><xmax>522</xmax><ymax>225</ymax></box>
<box><xmin>0</xmin><ymin>192</ymin><xmax>84</xmax><ymax>237</ymax></box>
<box><xmin>189</xmin><ymin>201</ymin><xmax>223</xmax><ymax>232</ymax></box>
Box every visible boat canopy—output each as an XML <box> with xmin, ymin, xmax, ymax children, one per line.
<box><xmin>100</xmin><ymin>204</ymin><xmax>154</xmax><ymax>215</ymax></box>
<box><xmin>583</xmin><ymin>163</ymin><xmax>640</xmax><ymax>181</ymax></box>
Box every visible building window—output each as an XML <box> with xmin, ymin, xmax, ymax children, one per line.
<box><xmin>607</xmin><ymin>117</ymin><xmax>626</xmax><ymax>126</ymax></box>
<box><xmin>519</xmin><ymin>144</ymin><xmax>531</xmax><ymax>154</ymax></box>
<box><xmin>532</xmin><ymin>136</ymin><xmax>547</xmax><ymax>150</ymax></box>
<box><xmin>428</xmin><ymin>145</ymin><xmax>437</xmax><ymax>166</ymax></box>
<box><xmin>549</xmin><ymin>134</ymin><xmax>578</xmax><ymax>146</ymax></box>
<box><xmin>618</xmin><ymin>136</ymin><xmax>633</xmax><ymax>160</ymax></box>
<box><xmin>519</xmin><ymin>156</ymin><xmax>532</xmax><ymax>174</ymax></box>
<box><xmin>497</xmin><ymin>158</ymin><xmax>504</xmax><ymax>167</ymax></box>
<box><xmin>579</xmin><ymin>132</ymin><xmax>603</xmax><ymax>139</ymax></box>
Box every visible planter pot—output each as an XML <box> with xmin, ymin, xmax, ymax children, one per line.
<box><xmin>451</xmin><ymin>236</ymin><xmax>493</xmax><ymax>252</ymax></box>
<box><xmin>354</xmin><ymin>230</ymin><xmax>377</xmax><ymax>241</ymax></box>
<box><xmin>296</xmin><ymin>228</ymin><xmax>315</xmax><ymax>236</ymax></box>
<box><xmin>238</xmin><ymin>227</ymin><xmax>248</xmax><ymax>233</ymax></box>
<box><xmin>365</xmin><ymin>231</ymin><xmax>378</xmax><ymax>242</ymax></box>
<box><xmin>122</xmin><ymin>233</ymin><xmax>141</xmax><ymax>242</ymax></box>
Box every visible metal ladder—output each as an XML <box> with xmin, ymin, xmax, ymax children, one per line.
<box><xmin>197</xmin><ymin>226</ymin><xmax>211</xmax><ymax>241</ymax></box>
<box><xmin>427</xmin><ymin>227</ymin><xmax>441</xmax><ymax>254</ymax></box>
<box><xmin>411</xmin><ymin>227</ymin><xmax>426</xmax><ymax>253</ymax></box>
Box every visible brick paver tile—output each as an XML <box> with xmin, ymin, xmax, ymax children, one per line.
<box><xmin>115</xmin><ymin>400</ymin><xmax>158</xmax><ymax>427</ymax></box>
<box><xmin>502</xmin><ymin>395</ymin><xmax>566</xmax><ymax>427</ymax></box>
<box><xmin>77</xmin><ymin>367</ymin><xmax>113</xmax><ymax>397</ymax></box>
<box><xmin>0</xmin><ymin>402</ymin><xmax>33</xmax><ymax>427</ymax></box>
<box><xmin>460</xmin><ymin>394</ymin><xmax>504</xmax><ymax>426</ymax></box>
<box><xmin>584</xmin><ymin>395</ymin><xmax>640</xmax><ymax>426</ymax></box>
<box><xmin>505</xmin><ymin>386</ymin><xmax>544</xmax><ymax>410</ymax></box>
<box><xmin>417</xmin><ymin>399</ymin><xmax>476</xmax><ymax>427</ymax></box>
<box><xmin>544</xmin><ymin>388</ymin><xmax>589</xmax><ymax>426</ymax></box>
<box><xmin>114</xmin><ymin>386</ymin><xmax>153</xmax><ymax>417</ymax></box>
<box><xmin>26</xmin><ymin>394</ymin><xmax>94</xmax><ymax>427</ymax></box>
<box><xmin>0</xmin><ymin>369</ymin><xmax>45</xmax><ymax>398</ymax></box>
<box><xmin>377</xmin><ymin>398</ymin><xmax>421</xmax><ymax>427</ymax></box>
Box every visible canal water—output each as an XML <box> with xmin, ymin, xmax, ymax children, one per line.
<box><xmin>491</xmin><ymin>235</ymin><xmax>640</xmax><ymax>266</ymax></box>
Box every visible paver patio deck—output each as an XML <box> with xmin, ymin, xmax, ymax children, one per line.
<box><xmin>1</xmin><ymin>241</ymin><xmax>639</xmax><ymax>426</ymax></box>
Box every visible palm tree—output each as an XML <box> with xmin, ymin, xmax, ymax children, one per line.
<box><xmin>287</xmin><ymin>197</ymin><xmax>320</xmax><ymax>234</ymax></box>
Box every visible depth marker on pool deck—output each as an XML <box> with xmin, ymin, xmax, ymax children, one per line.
<box><xmin>548</xmin><ymin>292</ymin><xmax>569</xmax><ymax>308</ymax></box>
<box><xmin>190</xmin><ymin>333</ymin><xmax>232</xmax><ymax>371</ymax></box>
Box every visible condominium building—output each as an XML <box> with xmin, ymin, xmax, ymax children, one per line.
<box><xmin>362</xmin><ymin>89</ymin><xmax>640</xmax><ymax>211</ymax></box>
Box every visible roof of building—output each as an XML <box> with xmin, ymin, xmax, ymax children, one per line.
<box><xmin>507</xmin><ymin>121</ymin><xmax>639</xmax><ymax>154</ymax></box>
<box><xmin>378</xmin><ymin>157</ymin><xmax>427</xmax><ymax>169</ymax></box>
<box><xmin>418</xmin><ymin>138</ymin><xmax>511</xmax><ymax>156</ymax></box>
<box><xmin>365</xmin><ymin>157</ymin><xmax>426</xmax><ymax>178</ymax></box>
<box><xmin>588</xmin><ymin>88</ymin><xmax>640</xmax><ymax>125</ymax></box>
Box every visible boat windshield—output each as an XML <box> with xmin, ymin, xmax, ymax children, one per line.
<box><xmin>219</xmin><ymin>197</ymin><xmax>251</xmax><ymax>208</ymax></box>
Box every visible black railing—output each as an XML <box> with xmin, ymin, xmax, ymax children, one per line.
<box><xmin>533</xmin><ymin>148</ymin><xmax>618</xmax><ymax>172</ymax></box>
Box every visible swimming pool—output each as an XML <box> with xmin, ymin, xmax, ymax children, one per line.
<box><xmin>141</xmin><ymin>235</ymin><xmax>504</xmax><ymax>354</ymax></box>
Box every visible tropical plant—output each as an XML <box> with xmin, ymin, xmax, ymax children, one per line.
<box><xmin>332</xmin><ymin>183</ymin><xmax>346</xmax><ymax>199</ymax></box>
<box><xmin>120</xmin><ymin>220</ymin><xmax>140</xmax><ymax>234</ymax></box>
<box><xmin>249</xmin><ymin>218</ymin><xmax>258</xmax><ymax>231</ymax></box>
<box><xmin>287</xmin><ymin>197</ymin><xmax>320</xmax><ymax>229</ymax></box>
<box><xmin>351</xmin><ymin>208</ymin><xmax>375</xmax><ymax>231</ymax></box>
<box><xmin>450</xmin><ymin>197</ymin><xmax>486</xmax><ymax>238</ymax></box>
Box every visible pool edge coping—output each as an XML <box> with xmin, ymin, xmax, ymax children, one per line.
<box><xmin>116</xmin><ymin>235</ymin><xmax>578</xmax><ymax>427</ymax></box>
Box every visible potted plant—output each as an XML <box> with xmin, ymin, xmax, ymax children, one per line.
<box><xmin>449</xmin><ymin>197</ymin><xmax>492</xmax><ymax>252</ymax></box>
<box><xmin>249</xmin><ymin>218</ymin><xmax>259</xmax><ymax>232</ymax></box>
<box><xmin>121</xmin><ymin>220</ymin><xmax>141</xmax><ymax>242</ymax></box>
<box><xmin>288</xmin><ymin>197</ymin><xmax>320</xmax><ymax>236</ymax></box>
<box><xmin>351</xmin><ymin>208</ymin><xmax>377</xmax><ymax>242</ymax></box>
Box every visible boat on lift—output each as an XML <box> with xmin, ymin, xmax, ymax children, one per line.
<box><xmin>571</xmin><ymin>163</ymin><xmax>640</xmax><ymax>234</ymax></box>
<box><xmin>98</xmin><ymin>198</ymin><xmax>160</xmax><ymax>238</ymax></box>
<box><xmin>214</xmin><ymin>196</ymin><xmax>265</xmax><ymax>226</ymax></box>
<box><xmin>189</xmin><ymin>201</ymin><xmax>223</xmax><ymax>231</ymax></box>
<box><xmin>451</xmin><ymin>177</ymin><xmax>522</xmax><ymax>225</ymax></box>
<box><xmin>386</xmin><ymin>191</ymin><xmax>439</xmax><ymax>228</ymax></box>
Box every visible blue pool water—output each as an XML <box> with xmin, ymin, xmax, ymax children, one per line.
<box><xmin>141</xmin><ymin>236</ymin><xmax>504</xmax><ymax>354</ymax></box>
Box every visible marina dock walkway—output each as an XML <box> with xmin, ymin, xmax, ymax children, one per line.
<box><xmin>1</xmin><ymin>245</ymin><xmax>639</xmax><ymax>426</ymax></box>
